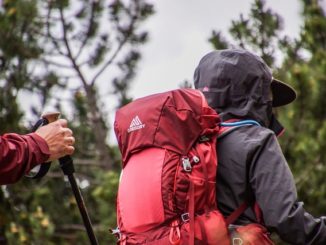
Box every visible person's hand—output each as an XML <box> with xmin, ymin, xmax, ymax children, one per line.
<box><xmin>35</xmin><ymin>119</ymin><xmax>75</xmax><ymax>161</ymax></box>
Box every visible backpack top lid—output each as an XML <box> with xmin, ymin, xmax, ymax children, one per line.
<box><xmin>114</xmin><ymin>88</ymin><xmax>220</xmax><ymax>164</ymax></box>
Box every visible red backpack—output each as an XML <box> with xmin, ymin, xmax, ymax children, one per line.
<box><xmin>113</xmin><ymin>88</ymin><xmax>273</xmax><ymax>245</ymax></box>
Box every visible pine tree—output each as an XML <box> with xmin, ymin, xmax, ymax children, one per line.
<box><xmin>278</xmin><ymin>0</ymin><xmax>326</xmax><ymax>216</ymax></box>
<box><xmin>0</xmin><ymin>0</ymin><xmax>42</xmax><ymax>134</ymax></box>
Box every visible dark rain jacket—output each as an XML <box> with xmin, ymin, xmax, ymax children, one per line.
<box><xmin>194</xmin><ymin>50</ymin><xmax>326</xmax><ymax>244</ymax></box>
<box><xmin>0</xmin><ymin>133</ymin><xmax>50</xmax><ymax>185</ymax></box>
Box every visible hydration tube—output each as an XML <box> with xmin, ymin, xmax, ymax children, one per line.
<box><xmin>220</xmin><ymin>120</ymin><xmax>261</xmax><ymax>127</ymax></box>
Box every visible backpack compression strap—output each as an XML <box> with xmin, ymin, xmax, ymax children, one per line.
<box><xmin>225</xmin><ymin>201</ymin><xmax>264</xmax><ymax>226</ymax></box>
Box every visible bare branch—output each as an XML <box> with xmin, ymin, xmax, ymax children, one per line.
<box><xmin>90</xmin><ymin>37</ymin><xmax>128</xmax><ymax>87</ymax></box>
<box><xmin>57</xmin><ymin>224</ymin><xmax>89</xmax><ymax>231</ymax></box>
<box><xmin>59</xmin><ymin>6</ymin><xmax>89</xmax><ymax>89</ymax></box>
<box><xmin>42</xmin><ymin>58</ymin><xmax>73</xmax><ymax>69</ymax></box>
<box><xmin>89</xmin><ymin>2</ymin><xmax>140</xmax><ymax>86</ymax></box>
<box><xmin>75</xmin><ymin>2</ymin><xmax>97</xmax><ymax>60</ymax></box>
<box><xmin>46</xmin><ymin>3</ymin><xmax>66</xmax><ymax>56</ymax></box>
<box><xmin>72</xmin><ymin>158</ymin><xmax>107</xmax><ymax>167</ymax></box>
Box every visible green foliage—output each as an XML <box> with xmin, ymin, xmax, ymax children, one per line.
<box><xmin>210</xmin><ymin>0</ymin><xmax>284</xmax><ymax>66</ymax></box>
<box><xmin>91</xmin><ymin>171</ymin><xmax>120</xmax><ymax>244</ymax></box>
<box><xmin>5</xmin><ymin>206</ymin><xmax>55</xmax><ymax>245</ymax></box>
<box><xmin>0</xmin><ymin>0</ymin><xmax>41</xmax><ymax>60</ymax></box>
<box><xmin>277</xmin><ymin>0</ymin><xmax>326</xmax><ymax>218</ymax></box>
<box><xmin>0</xmin><ymin>0</ymin><xmax>43</xmax><ymax>133</ymax></box>
<box><xmin>208</xmin><ymin>31</ymin><xmax>229</xmax><ymax>50</ymax></box>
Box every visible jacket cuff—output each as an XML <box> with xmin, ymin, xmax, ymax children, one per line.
<box><xmin>25</xmin><ymin>133</ymin><xmax>51</xmax><ymax>169</ymax></box>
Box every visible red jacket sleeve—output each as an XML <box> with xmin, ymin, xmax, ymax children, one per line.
<box><xmin>0</xmin><ymin>133</ymin><xmax>50</xmax><ymax>185</ymax></box>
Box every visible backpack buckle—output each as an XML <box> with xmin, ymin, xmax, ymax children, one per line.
<box><xmin>109</xmin><ymin>227</ymin><xmax>121</xmax><ymax>241</ymax></box>
<box><xmin>181</xmin><ymin>157</ymin><xmax>192</xmax><ymax>172</ymax></box>
<box><xmin>199</xmin><ymin>135</ymin><xmax>210</xmax><ymax>142</ymax></box>
<box><xmin>181</xmin><ymin>213</ymin><xmax>190</xmax><ymax>222</ymax></box>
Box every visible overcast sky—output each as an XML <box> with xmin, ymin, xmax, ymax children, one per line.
<box><xmin>128</xmin><ymin>0</ymin><xmax>303</xmax><ymax>99</ymax></box>
<box><xmin>107</xmin><ymin>0</ymin><xmax>307</xmax><ymax>142</ymax></box>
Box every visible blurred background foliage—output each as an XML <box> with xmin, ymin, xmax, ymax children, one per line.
<box><xmin>0</xmin><ymin>0</ymin><xmax>153</xmax><ymax>244</ymax></box>
<box><xmin>0</xmin><ymin>0</ymin><xmax>325</xmax><ymax>244</ymax></box>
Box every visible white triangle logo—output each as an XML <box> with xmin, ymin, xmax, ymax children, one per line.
<box><xmin>128</xmin><ymin>116</ymin><xmax>145</xmax><ymax>133</ymax></box>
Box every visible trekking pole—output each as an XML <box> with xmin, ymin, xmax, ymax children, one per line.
<box><xmin>26</xmin><ymin>112</ymin><xmax>99</xmax><ymax>245</ymax></box>
<box><xmin>59</xmin><ymin>155</ymin><xmax>99</xmax><ymax>245</ymax></box>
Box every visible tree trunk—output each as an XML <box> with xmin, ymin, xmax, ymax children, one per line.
<box><xmin>85</xmin><ymin>85</ymin><xmax>113</xmax><ymax>169</ymax></box>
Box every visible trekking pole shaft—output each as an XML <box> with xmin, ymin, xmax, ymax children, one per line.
<box><xmin>59</xmin><ymin>156</ymin><xmax>99</xmax><ymax>245</ymax></box>
<box><xmin>67</xmin><ymin>174</ymin><xmax>99</xmax><ymax>245</ymax></box>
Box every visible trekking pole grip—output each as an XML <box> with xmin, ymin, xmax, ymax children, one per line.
<box><xmin>25</xmin><ymin>112</ymin><xmax>61</xmax><ymax>179</ymax></box>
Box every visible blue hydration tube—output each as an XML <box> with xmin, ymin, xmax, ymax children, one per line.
<box><xmin>220</xmin><ymin>120</ymin><xmax>261</xmax><ymax>127</ymax></box>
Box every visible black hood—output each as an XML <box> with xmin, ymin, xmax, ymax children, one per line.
<box><xmin>194</xmin><ymin>49</ymin><xmax>274</xmax><ymax>128</ymax></box>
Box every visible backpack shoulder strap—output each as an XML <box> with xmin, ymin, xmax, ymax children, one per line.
<box><xmin>225</xmin><ymin>202</ymin><xmax>249</xmax><ymax>225</ymax></box>
<box><xmin>220</xmin><ymin>119</ymin><xmax>263</xmax><ymax>225</ymax></box>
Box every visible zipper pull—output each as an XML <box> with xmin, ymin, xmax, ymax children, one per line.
<box><xmin>192</xmin><ymin>156</ymin><xmax>200</xmax><ymax>163</ymax></box>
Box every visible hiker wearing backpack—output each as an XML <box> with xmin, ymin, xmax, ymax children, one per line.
<box><xmin>113</xmin><ymin>65</ymin><xmax>273</xmax><ymax>243</ymax></box>
<box><xmin>194</xmin><ymin>49</ymin><xmax>326</xmax><ymax>244</ymax></box>
<box><xmin>113</xmin><ymin>48</ymin><xmax>326</xmax><ymax>245</ymax></box>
